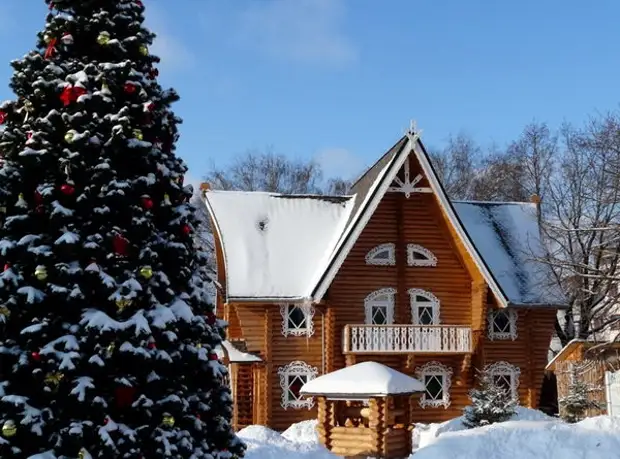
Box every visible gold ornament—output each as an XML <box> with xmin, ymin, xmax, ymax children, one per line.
<box><xmin>139</xmin><ymin>265</ymin><xmax>153</xmax><ymax>279</ymax></box>
<box><xmin>97</xmin><ymin>31</ymin><xmax>111</xmax><ymax>45</ymax></box>
<box><xmin>0</xmin><ymin>306</ymin><xmax>10</xmax><ymax>318</ymax></box>
<box><xmin>132</xmin><ymin>129</ymin><xmax>143</xmax><ymax>140</ymax></box>
<box><xmin>0</xmin><ymin>206</ymin><xmax>6</xmax><ymax>214</ymax></box>
<box><xmin>106</xmin><ymin>343</ymin><xmax>115</xmax><ymax>354</ymax></box>
<box><xmin>65</xmin><ymin>130</ymin><xmax>76</xmax><ymax>143</ymax></box>
<box><xmin>116</xmin><ymin>297</ymin><xmax>132</xmax><ymax>311</ymax></box>
<box><xmin>196</xmin><ymin>343</ymin><xmax>202</xmax><ymax>349</ymax></box>
<box><xmin>78</xmin><ymin>448</ymin><xmax>88</xmax><ymax>459</ymax></box>
<box><xmin>1</xmin><ymin>420</ymin><xmax>16</xmax><ymax>438</ymax></box>
<box><xmin>34</xmin><ymin>265</ymin><xmax>47</xmax><ymax>281</ymax></box>
<box><xmin>162</xmin><ymin>415</ymin><xmax>175</xmax><ymax>427</ymax></box>
<box><xmin>43</xmin><ymin>33</ymin><xmax>53</xmax><ymax>44</ymax></box>
<box><xmin>45</xmin><ymin>372</ymin><xmax>64</xmax><ymax>387</ymax></box>
<box><xmin>163</xmin><ymin>193</ymin><xmax>171</xmax><ymax>205</ymax></box>
<box><xmin>139</xmin><ymin>45</ymin><xmax>148</xmax><ymax>55</ymax></box>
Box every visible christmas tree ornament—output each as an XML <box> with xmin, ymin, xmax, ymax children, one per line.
<box><xmin>60</xmin><ymin>184</ymin><xmax>75</xmax><ymax>195</ymax></box>
<box><xmin>61</xmin><ymin>85</ymin><xmax>87</xmax><ymax>106</ymax></box>
<box><xmin>208</xmin><ymin>353</ymin><xmax>218</xmax><ymax>361</ymax></box>
<box><xmin>206</xmin><ymin>312</ymin><xmax>216</xmax><ymax>325</ymax></box>
<box><xmin>34</xmin><ymin>265</ymin><xmax>48</xmax><ymax>281</ymax></box>
<box><xmin>114</xmin><ymin>386</ymin><xmax>137</xmax><ymax>408</ymax></box>
<box><xmin>20</xmin><ymin>99</ymin><xmax>34</xmax><ymax>122</ymax></box>
<box><xmin>124</xmin><ymin>82</ymin><xmax>137</xmax><ymax>94</ymax></box>
<box><xmin>45</xmin><ymin>371</ymin><xmax>65</xmax><ymax>388</ymax></box>
<box><xmin>196</xmin><ymin>343</ymin><xmax>202</xmax><ymax>349</ymax></box>
<box><xmin>116</xmin><ymin>297</ymin><xmax>132</xmax><ymax>311</ymax></box>
<box><xmin>182</xmin><ymin>224</ymin><xmax>191</xmax><ymax>236</ymax></box>
<box><xmin>27</xmin><ymin>131</ymin><xmax>33</xmax><ymax>140</ymax></box>
<box><xmin>31</xmin><ymin>351</ymin><xmax>41</xmax><ymax>361</ymax></box>
<box><xmin>163</xmin><ymin>193</ymin><xmax>171</xmax><ymax>205</ymax></box>
<box><xmin>106</xmin><ymin>343</ymin><xmax>115</xmax><ymax>354</ymax></box>
<box><xmin>3</xmin><ymin>263</ymin><xmax>10</xmax><ymax>272</ymax></box>
<box><xmin>1</xmin><ymin>420</ymin><xmax>16</xmax><ymax>438</ymax></box>
<box><xmin>136</xmin><ymin>0</ymin><xmax>144</xmax><ymax>7</ymax></box>
<box><xmin>112</xmin><ymin>234</ymin><xmax>128</xmax><ymax>255</ymax></box>
<box><xmin>162</xmin><ymin>415</ymin><xmax>175</xmax><ymax>427</ymax></box>
<box><xmin>0</xmin><ymin>110</ymin><xmax>6</xmax><ymax>124</ymax></box>
<box><xmin>132</xmin><ymin>129</ymin><xmax>143</xmax><ymax>140</ymax></box>
<box><xmin>148</xmin><ymin>68</ymin><xmax>159</xmax><ymax>79</ymax></box>
<box><xmin>144</xmin><ymin>102</ymin><xmax>155</xmax><ymax>112</ymax></box>
<box><xmin>43</xmin><ymin>33</ymin><xmax>53</xmax><ymax>44</ymax></box>
<box><xmin>78</xmin><ymin>448</ymin><xmax>87</xmax><ymax>459</ymax></box>
<box><xmin>34</xmin><ymin>190</ymin><xmax>43</xmax><ymax>204</ymax></box>
<box><xmin>61</xmin><ymin>32</ymin><xmax>74</xmax><ymax>45</ymax></box>
<box><xmin>147</xmin><ymin>341</ymin><xmax>156</xmax><ymax>350</ymax></box>
<box><xmin>139</xmin><ymin>45</ymin><xmax>149</xmax><ymax>55</ymax></box>
<box><xmin>0</xmin><ymin>306</ymin><xmax>10</xmax><ymax>318</ymax></box>
<box><xmin>141</xmin><ymin>196</ymin><xmax>154</xmax><ymax>209</ymax></box>
<box><xmin>45</xmin><ymin>37</ymin><xmax>58</xmax><ymax>59</ymax></box>
<box><xmin>16</xmin><ymin>193</ymin><xmax>27</xmax><ymax>208</ymax></box>
<box><xmin>97</xmin><ymin>31</ymin><xmax>111</xmax><ymax>45</ymax></box>
<box><xmin>139</xmin><ymin>265</ymin><xmax>153</xmax><ymax>279</ymax></box>
<box><xmin>65</xmin><ymin>130</ymin><xmax>77</xmax><ymax>143</ymax></box>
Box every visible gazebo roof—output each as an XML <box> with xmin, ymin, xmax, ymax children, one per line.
<box><xmin>300</xmin><ymin>361</ymin><xmax>425</xmax><ymax>399</ymax></box>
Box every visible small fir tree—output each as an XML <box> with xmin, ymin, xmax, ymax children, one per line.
<box><xmin>0</xmin><ymin>0</ymin><xmax>244</xmax><ymax>457</ymax></box>
<box><xmin>463</xmin><ymin>370</ymin><xmax>517</xmax><ymax>428</ymax></box>
<box><xmin>559</xmin><ymin>379</ymin><xmax>603</xmax><ymax>423</ymax></box>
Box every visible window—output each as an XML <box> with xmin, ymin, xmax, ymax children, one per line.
<box><xmin>485</xmin><ymin>361</ymin><xmax>521</xmax><ymax>401</ymax></box>
<box><xmin>364</xmin><ymin>288</ymin><xmax>396</xmax><ymax>325</ymax></box>
<box><xmin>277</xmin><ymin>361</ymin><xmax>318</xmax><ymax>410</ymax></box>
<box><xmin>415</xmin><ymin>361</ymin><xmax>453</xmax><ymax>408</ymax></box>
<box><xmin>407</xmin><ymin>244</ymin><xmax>437</xmax><ymax>267</ymax></box>
<box><xmin>280</xmin><ymin>304</ymin><xmax>315</xmax><ymax>337</ymax></box>
<box><xmin>365</xmin><ymin>243</ymin><xmax>396</xmax><ymax>266</ymax></box>
<box><xmin>487</xmin><ymin>309</ymin><xmax>518</xmax><ymax>340</ymax></box>
<box><xmin>409</xmin><ymin>289</ymin><xmax>440</xmax><ymax>325</ymax></box>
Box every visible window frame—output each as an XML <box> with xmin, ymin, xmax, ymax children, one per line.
<box><xmin>487</xmin><ymin>309</ymin><xmax>518</xmax><ymax>341</ymax></box>
<box><xmin>364</xmin><ymin>288</ymin><xmax>396</xmax><ymax>325</ymax></box>
<box><xmin>415</xmin><ymin>361</ymin><xmax>453</xmax><ymax>409</ymax></box>
<box><xmin>409</xmin><ymin>288</ymin><xmax>441</xmax><ymax>325</ymax></box>
<box><xmin>277</xmin><ymin>361</ymin><xmax>319</xmax><ymax>410</ymax></box>
<box><xmin>407</xmin><ymin>244</ymin><xmax>438</xmax><ymax>267</ymax></box>
<box><xmin>365</xmin><ymin>243</ymin><xmax>396</xmax><ymax>266</ymax></box>
<box><xmin>485</xmin><ymin>361</ymin><xmax>521</xmax><ymax>401</ymax></box>
<box><xmin>280</xmin><ymin>304</ymin><xmax>315</xmax><ymax>337</ymax></box>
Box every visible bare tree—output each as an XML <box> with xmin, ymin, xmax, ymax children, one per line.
<box><xmin>542</xmin><ymin>115</ymin><xmax>620</xmax><ymax>346</ymax></box>
<box><xmin>430</xmin><ymin>133</ymin><xmax>482</xmax><ymax>200</ymax></box>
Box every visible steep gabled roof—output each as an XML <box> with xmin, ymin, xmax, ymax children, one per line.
<box><xmin>203</xmin><ymin>129</ymin><xmax>568</xmax><ymax>308</ymax></box>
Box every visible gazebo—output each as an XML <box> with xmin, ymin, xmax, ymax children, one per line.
<box><xmin>300</xmin><ymin>361</ymin><xmax>424</xmax><ymax>459</ymax></box>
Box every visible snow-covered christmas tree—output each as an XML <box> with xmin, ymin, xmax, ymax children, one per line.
<box><xmin>0</xmin><ymin>1</ymin><xmax>244</xmax><ymax>457</ymax></box>
<box><xmin>463</xmin><ymin>369</ymin><xmax>516</xmax><ymax>428</ymax></box>
<box><xmin>559</xmin><ymin>379</ymin><xmax>603</xmax><ymax>423</ymax></box>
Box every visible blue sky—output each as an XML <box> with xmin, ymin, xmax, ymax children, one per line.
<box><xmin>1</xmin><ymin>0</ymin><xmax>619</xmax><ymax>186</ymax></box>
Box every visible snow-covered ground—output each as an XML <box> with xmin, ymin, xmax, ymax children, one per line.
<box><xmin>238</xmin><ymin>408</ymin><xmax>620</xmax><ymax>459</ymax></box>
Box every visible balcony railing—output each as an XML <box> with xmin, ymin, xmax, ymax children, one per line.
<box><xmin>342</xmin><ymin>324</ymin><xmax>472</xmax><ymax>354</ymax></box>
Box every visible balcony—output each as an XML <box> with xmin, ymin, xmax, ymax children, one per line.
<box><xmin>342</xmin><ymin>324</ymin><xmax>472</xmax><ymax>354</ymax></box>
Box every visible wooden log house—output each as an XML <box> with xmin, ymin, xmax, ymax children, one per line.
<box><xmin>202</xmin><ymin>126</ymin><xmax>568</xmax><ymax>431</ymax></box>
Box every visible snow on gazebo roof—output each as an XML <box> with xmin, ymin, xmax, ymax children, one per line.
<box><xmin>300</xmin><ymin>361</ymin><xmax>424</xmax><ymax>399</ymax></box>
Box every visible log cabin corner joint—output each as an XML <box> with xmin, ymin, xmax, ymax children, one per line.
<box><xmin>203</xmin><ymin>123</ymin><xmax>569</xmax><ymax>430</ymax></box>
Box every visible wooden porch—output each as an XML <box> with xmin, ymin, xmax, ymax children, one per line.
<box><xmin>342</xmin><ymin>324</ymin><xmax>472</xmax><ymax>354</ymax></box>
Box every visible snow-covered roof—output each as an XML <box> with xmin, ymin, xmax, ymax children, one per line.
<box><xmin>452</xmin><ymin>201</ymin><xmax>567</xmax><ymax>307</ymax></box>
<box><xmin>202</xmin><ymin>129</ymin><xmax>568</xmax><ymax>308</ymax></box>
<box><xmin>204</xmin><ymin>191</ymin><xmax>355</xmax><ymax>301</ymax></box>
<box><xmin>300</xmin><ymin>361</ymin><xmax>424</xmax><ymax>398</ymax></box>
<box><xmin>215</xmin><ymin>340</ymin><xmax>262</xmax><ymax>363</ymax></box>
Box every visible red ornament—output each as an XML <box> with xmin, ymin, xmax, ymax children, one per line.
<box><xmin>103</xmin><ymin>417</ymin><xmax>109</xmax><ymax>425</ymax></box>
<box><xmin>34</xmin><ymin>191</ymin><xmax>43</xmax><ymax>204</ymax></box>
<box><xmin>136</xmin><ymin>0</ymin><xmax>143</xmax><ymax>6</ymax></box>
<box><xmin>206</xmin><ymin>312</ymin><xmax>216</xmax><ymax>325</ymax></box>
<box><xmin>60</xmin><ymin>85</ymin><xmax>87</xmax><ymax>106</ymax></box>
<box><xmin>45</xmin><ymin>37</ymin><xmax>57</xmax><ymax>60</ymax></box>
<box><xmin>124</xmin><ymin>82</ymin><xmax>137</xmax><ymax>94</ymax></box>
<box><xmin>144</xmin><ymin>102</ymin><xmax>155</xmax><ymax>112</ymax></box>
<box><xmin>142</xmin><ymin>196</ymin><xmax>154</xmax><ymax>210</ymax></box>
<box><xmin>182</xmin><ymin>224</ymin><xmax>191</xmax><ymax>236</ymax></box>
<box><xmin>31</xmin><ymin>351</ymin><xmax>41</xmax><ymax>361</ymax></box>
<box><xmin>114</xmin><ymin>386</ymin><xmax>136</xmax><ymax>408</ymax></box>
<box><xmin>208</xmin><ymin>353</ymin><xmax>218</xmax><ymax>361</ymax></box>
<box><xmin>27</xmin><ymin>131</ymin><xmax>33</xmax><ymax>140</ymax></box>
<box><xmin>147</xmin><ymin>342</ymin><xmax>156</xmax><ymax>350</ymax></box>
<box><xmin>60</xmin><ymin>184</ymin><xmax>75</xmax><ymax>195</ymax></box>
<box><xmin>3</xmin><ymin>263</ymin><xmax>9</xmax><ymax>272</ymax></box>
<box><xmin>113</xmin><ymin>235</ymin><xmax>129</xmax><ymax>255</ymax></box>
<box><xmin>0</xmin><ymin>111</ymin><xmax>6</xmax><ymax>124</ymax></box>
<box><xmin>148</xmin><ymin>68</ymin><xmax>159</xmax><ymax>80</ymax></box>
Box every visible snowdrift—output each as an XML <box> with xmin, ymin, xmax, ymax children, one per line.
<box><xmin>237</xmin><ymin>408</ymin><xmax>620</xmax><ymax>459</ymax></box>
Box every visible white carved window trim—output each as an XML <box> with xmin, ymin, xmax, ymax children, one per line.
<box><xmin>409</xmin><ymin>288</ymin><xmax>440</xmax><ymax>325</ymax></box>
<box><xmin>280</xmin><ymin>304</ymin><xmax>315</xmax><ymax>337</ymax></box>
<box><xmin>277</xmin><ymin>361</ymin><xmax>319</xmax><ymax>410</ymax></box>
<box><xmin>364</xmin><ymin>288</ymin><xmax>396</xmax><ymax>325</ymax></box>
<box><xmin>485</xmin><ymin>361</ymin><xmax>521</xmax><ymax>401</ymax></box>
<box><xmin>365</xmin><ymin>243</ymin><xmax>396</xmax><ymax>266</ymax></box>
<box><xmin>407</xmin><ymin>244</ymin><xmax>438</xmax><ymax>267</ymax></box>
<box><xmin>487</xmin><ymin>309</ymin><xmax>518</xmax><ymax>340</ymax></box>
<box><xmin>415</xmin><ymin>361</ymin><xmax>453</xmax><ymax>409</ymax></box>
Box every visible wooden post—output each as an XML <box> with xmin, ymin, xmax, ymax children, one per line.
<box><xmin>263</xmin><ymin>306</ymin><xmax>273</xmax><ymax>425</ymax></box>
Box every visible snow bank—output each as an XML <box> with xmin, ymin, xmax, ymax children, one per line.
<box><xmin>239</xmin><ymin>408</ymin><xmax>620</xmax><ymax>459</ymax></box>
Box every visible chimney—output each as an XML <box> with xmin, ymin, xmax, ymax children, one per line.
<box><xmin>200</xmin><ymin>182</ymin><xmax>210</xmax><ymax>196</ymax></box>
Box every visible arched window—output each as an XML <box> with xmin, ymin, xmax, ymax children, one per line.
<box><xmin>415</xmin><ymin>361</ymin><xmax>453</xmax><ymax>408</ymax></box>
<box><xmin>277</xmin><ymin>361</ymin><xmax>319</xmax><ymax>410</ymax></box>
<box><xmin>485</xmin><ymin>361</ymin><xmax>521</xmax><ymax>401</ymax></box>
<box><xmin>365</xmin><ymin>243</ymin><xmax>396</xmax><ymax>266</ymax></box>
<box><xmin>407</xmin><ymin>244</ymin><xmax>438</xmax><ymax>267</ymax></box>
<box><xmin>487</xmin><ymin>309</ymin><xmax>518</xmax><ymax>340</ymax></box>
<box><xmin>409</xmin><ymin>289</ymin><xmax>440</xmax><ymax>325</ymax></box>
<box><xmin>280</xmin><ymin>304</ymin><xmax>315</xmax><ymax>337</ymax></box>
<box><xmin>364</xmin><ymin>288</ymin><xmax>396</xmax><ymax>325</ymax></box>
